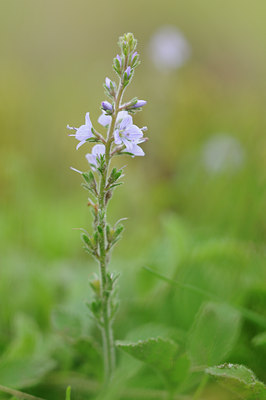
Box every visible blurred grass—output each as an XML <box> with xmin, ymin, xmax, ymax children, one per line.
<box><xmin>0</xmin><ymin>0</ymin><xmax>266</xmax><ymax>399</ymax></box>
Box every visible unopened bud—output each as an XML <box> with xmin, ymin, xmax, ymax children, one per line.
<box><xmin>101</xmin><ymin>101</ymin><xmax>113</xmax><ymax>112</ymax></box>
<box><xmin>132</xmin><ymin>100</ymin><xmax>147</xmax><ymax>108</ymax></box>
<box><xmin>131</xmin><ymin>51</ymin><xmax>138</xmax><ymax>63</ymax></box>
<box><xmin>105</xmin><ymin>77</ymin><xmax>111</xmax><ymax>89</ymax></box>
<box><xmin>125</xmin><ymin>66</ymin><xmax>131</xmax><ymax>79</ymax></box>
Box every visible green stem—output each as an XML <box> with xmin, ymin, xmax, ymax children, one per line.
<box><xmin>0</xmin><ymin>385</ymin><xmax>44</xmax><ymax>400</ymax></box>
<box><xmin>97</xmin><ymin>78</ymin><xmax>125</xmax><ymax>385</ymax></box>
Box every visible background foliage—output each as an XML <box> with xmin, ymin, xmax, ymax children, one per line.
<box><xmin>0</xmin><ymin>0</ymin><xmax>265</xmax><ymax>399</ymax></box>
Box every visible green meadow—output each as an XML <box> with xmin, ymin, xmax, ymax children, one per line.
<box><xmin>0</xmin><ymin>1</ymin><xmax>265</xmax><ymax>399</ymax></box>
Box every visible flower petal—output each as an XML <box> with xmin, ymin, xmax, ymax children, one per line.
<box><xmin>117</xmin><ymin>111</ymin><xmax>129</xmax><ymax>120</ymax></box>
<box><xmin>120</xmin><ymin>115</ymin><xmax>133</xmax><ymax>130</ymax></box>
<box><xmin>76</xmin><ymin>125</ymin><xmax>93</xmax><ymax>141</ymax></box>
<box><xmin>85</xmin><ymin>112</ymin><xmax>92</xmax><ymax>126</ymax></box>
<box><xmin>76</xmin><ymin>140</ymin><xmax>86</xmax><ymax>150</ymax></box>
<box><xmin>114</xmin><ymin>130</ymin><xmax>123</xmax><ymax>145</ymax></box>
<box><xmin>125</xmin><ymin>124</ymin><xmax>143</xmax><ymax>139</ymax></box>
<box><xmin>91</xmin><ymin>144</ymin><xmax>106</xmax><ymax>156</ymax></box>
<box><xmin>129</xmin><ymin>143</ymin><xmax>145</xmax><ymax>156</ymax></box>
<box><xmin>86</xmin><ymin>153</ymin><xmax>96</xmax><ymax>166</ymax></box>
<box><xmin>98</xmin><ymin>113</ymin><xmax>112</xmax><ymax>127</ymax></box>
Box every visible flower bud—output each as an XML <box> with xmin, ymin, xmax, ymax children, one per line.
<box><xmin>116</xmin><ymin>54</ymin><xmax>122</xmax><ymax>66</ymax></box>
<box><xmin>132</xmin><ymin>100</ymin><xmax>147</xmax><ymax>108</ymax></box>
<box><xmin>113</xmin><ymin>54</ymin><xmax>123</xmax><ymax>75</ymax></box>
<box><xmin>101</xmin><ymin>101</ymin><xmax>113</xmax><ymax>112</ymax></box>
<box><xmin>105</xmin><ymin>77</ymin><xmax>111</xmax><ymax>89</ymax></box>
<box><xmin>105</xmin><ymin>77</ymin><xmax>116</xmax><ymax>97</ymax></box>
<box><xmin>131</xmin><ymin>51</ymin><xmax>138</xmax><ymax>62</ymax></box>
<box><xmin>124</xmin><ymin>98</ymin><xmax>147</xmax><ymax>112</ymax></box>
<box><xmin>125</xmin><ymin>66</ymin><xmax>131</xmax><ymax>79</ymax></box>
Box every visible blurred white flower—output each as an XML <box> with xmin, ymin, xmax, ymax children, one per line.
<box><xmin>149</xmin><ymin>26</ymin><xmax>191</xmax><ymax>71</ymax></box>
<box><xmin>201</xmin><ymin>134</ymin><xmax>246</xmax><ymax>174</ymax></box>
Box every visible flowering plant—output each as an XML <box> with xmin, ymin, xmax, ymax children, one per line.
<box><xmin>65</xmin><ymin>33</ymin><xmax>266</xmax><ymax>400</ymax></box>
<box><xmin>68</xmin><ymin>33</ymin><xmax>147</xmax><ymax>385</ymax></box>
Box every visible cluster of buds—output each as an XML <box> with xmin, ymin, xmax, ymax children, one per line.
<box><xmin>99</xmin><ymin>34</ymin><xmax>146</xmax><ymax>119</ymax></box>
<box><xmin>113</xmin><ymin>34</ymin><xmax>140</xmax><ymax>88</ymax></box>
<box><xmin>68</xmin><ymin>34</ymin><xmax>148</xmax><ymax>159</ymax></box>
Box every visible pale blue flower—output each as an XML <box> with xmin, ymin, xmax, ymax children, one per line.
<box><xmin>126</xmin><ymin>141</ymin><xmax>145</xmax><ymax>157</ymax></box>
<box><xmin>98</xmin><ymin>110</ymin><xmax>128</xmax><ymax>128</ymax></box>
<box><xmin>86</xmin><ymin>144</ymin><xmax>106</xmax><ymax>168</ymax></box>
<box><xmin>149</xmin><ymin>26</ymin><xmax>191</xmax><ymax>71</ymax></box>
<box><xmin>68</xmin><ymin>112</ymin><xmax>93</xmax><ymax>150</ymax></box>
<box><xmin>114</xmin><ymin>114</ymin><xmax>144</xmax><ymax>156</ymax></box>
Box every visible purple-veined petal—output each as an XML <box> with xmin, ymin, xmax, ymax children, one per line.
<box><xmin>125</xmin><ymin>124</ymin><xmax>143</xmax><ymax>139</ymax></box>
<box><xmin>75</xmin><ymin>125</ymin><xmax>93</xmax><ymax>142</ymax></box>
<box><xmin>98</xmin><ymin>113</ymin><xmax>112</xmax><ymax>127</ymax></box>
<box><xmin>120</xmin><ymin>115</ymin><xmax>133</xmax><ymax>130</ymax></box>
<box><xmin>114</xmin><ymin>130</ymin><xmax>123</xmax><ymax>145</ymax></box>
<box><xmin>123</xmin><ymin>138</ymin><xmax>134</xmax><ymax>151</ymax></box>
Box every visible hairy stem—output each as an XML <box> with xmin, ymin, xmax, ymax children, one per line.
<box><xmin>98</xmin><ymin>78</ymin><xmax>125</xmax><ymax>384</ymax></box>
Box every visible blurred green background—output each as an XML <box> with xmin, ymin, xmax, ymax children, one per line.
<box><xmin>0</xmin><ymin>0</ymin><xmax>265</xmax><ymax>399</ymax></box>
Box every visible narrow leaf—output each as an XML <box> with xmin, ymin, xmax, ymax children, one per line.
<box><xmin>65</xmin><ymin>386</ymin><xmax>71</xmax><ymax>400</ymax></box>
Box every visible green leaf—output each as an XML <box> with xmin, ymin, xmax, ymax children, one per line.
<box><xmin>2</xmin><ymin>315</ymin><xmax>42</xmax><ymax>360</ymax></box>
<box><xmin>206</xmin><ymin>364</ymin><xmax>266</xmax><ymax>399</ymax></box>
<box><xmin>117</xmin><ymin>337</ymin><xmax>190</xmax><ymax>390</ymax></box>
<box><xmin>0</xmin><ymin>358</ymin><xmax>55</xmax><ymax>389</ymax></box>
<box><xmin>187</xmin><ymin>302</ymin><xmax>241</xmax><ymax>366</ymax></box>
<box><xmin>81</xmin><ymin>233</ymin><xmax>93</xmax><ymax>250</ymax></box>
<box><xmin>0</xmin><ymin>314</ymin><xmax>55</xmax><ymax>390</ymax></box>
